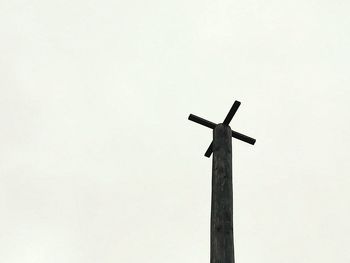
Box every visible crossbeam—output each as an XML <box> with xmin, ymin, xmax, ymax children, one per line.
<box><xmin>188</xmin><ymin>100</ymin><xmax>256</xmax><ymax>157</ymax></box>
<box><xmin>188</xmin><ymin>114</ymin><xmax>216</xmax><ymax>129</ymax></box>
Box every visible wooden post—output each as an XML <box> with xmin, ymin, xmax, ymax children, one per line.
<box><xmin>211</xmin><ymin>124</ymin><xmax>234</xmax><ymax>263</ymax></box>
<box><xmin>188</xmin><ymin>100</ymin><xmax>255</xmax><ymax>263</ymax></box>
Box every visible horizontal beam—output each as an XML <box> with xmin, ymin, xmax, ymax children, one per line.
<box><xmin>188</xmin><ymin>114</ymin><xmax>216</xmax><ymax>129</ymax></box>
<box><xmin>232</xmin><ymin>130</ymin><xmax>256</xmax><ymax>145</ymax></box>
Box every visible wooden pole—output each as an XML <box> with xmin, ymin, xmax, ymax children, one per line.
<box><xmin>211</xmin><ymin>124</ymin><xmax>234</xmax><ymax>263</ymax></box>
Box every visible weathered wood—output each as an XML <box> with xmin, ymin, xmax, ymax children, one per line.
<box><xmin>211</xmin><ymin>124</ymin><xmax>234</xmax><ymax>263</ymax></box>
<box><xmin>188</xmin><ymin>101</ymin><xmax>255</xmax><ymax>262</ymax></box>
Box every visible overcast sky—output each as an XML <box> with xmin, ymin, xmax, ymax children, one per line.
<box><xmin>1</xmin><ymin>0</ymin><xmax>350</xmax><ymax>262</ymax></box>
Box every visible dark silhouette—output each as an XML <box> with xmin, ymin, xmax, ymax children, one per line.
<box><xmin>188</xmin><ymin>101</ymin><xmax>255</xmax><ymax>263</ymax></box>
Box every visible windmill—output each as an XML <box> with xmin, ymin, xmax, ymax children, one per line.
<box><xmin>188</xmin><ymin>100</ymin><xmax>256</xmax><ymax>263</ymax></box>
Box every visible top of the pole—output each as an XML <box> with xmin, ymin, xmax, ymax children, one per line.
<box><xmin>188</xmin><ymin>100</ymin><xmax>256</xmax><ymax>157</ymax></box>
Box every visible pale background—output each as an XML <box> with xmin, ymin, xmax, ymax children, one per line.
<box><xmin>0</xmin><ymin>0</ymin><xmax>349</xmax><ymax>262</ymax></box>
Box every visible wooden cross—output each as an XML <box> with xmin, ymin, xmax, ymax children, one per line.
<box><xmin>188</xmin><ymin>100</ymin><xmax>256</xmax><ymax>263</ymax></box>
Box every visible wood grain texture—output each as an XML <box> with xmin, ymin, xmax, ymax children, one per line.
<box><xmin>211</xmin><ymin>124</ymin><xmax>234</xmax><ymax>263</ymax></box>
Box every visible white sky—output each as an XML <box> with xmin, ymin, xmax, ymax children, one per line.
<box><xmin>1</xmin><ymin>0</ymin><xmax>350</xmax><ymax>262</ymax></box>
